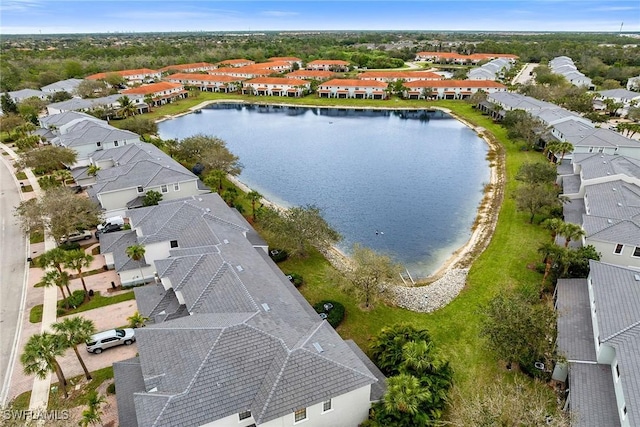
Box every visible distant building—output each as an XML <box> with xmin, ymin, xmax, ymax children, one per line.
<box><xmin>86</xmin><ymin>68</ymin><xmax>162</xmax><ymax>85</ymax></box>
<box><xmin>242</xmin><ymin>77</ymin><xmax>310</xmax><ymax>97</ymax></box>
<box><xmin>120</xmin><ymin>82</ymin><xmax>188</xmax><ymax>106</ymax></box>
<box><xmin>306</xmin><ymin>60</ymin><xmax>350</xmax><ymax>72</ymax></box>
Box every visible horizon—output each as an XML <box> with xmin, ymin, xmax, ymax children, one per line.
<box><xmin>1</xmin><ymin>0</ymin><xmax>639</xmax><ymax>35</ymax></box>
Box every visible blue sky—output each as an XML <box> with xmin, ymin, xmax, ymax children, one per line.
<box><xmin>1</xmin><ymin>0</ymin><xmax>639</xmax><ymax>34</ymax></box>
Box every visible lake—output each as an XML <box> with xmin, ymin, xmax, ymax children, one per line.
<box><xmin>158</xmin><ymin>103</ymin><xmax>490</xmax><ymax>279</ymax></box>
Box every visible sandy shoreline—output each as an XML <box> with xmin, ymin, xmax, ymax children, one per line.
<box><xmin>158</xmin><ymin>100</ymin><xmax>505</xmax><ymax>312</ymax></box>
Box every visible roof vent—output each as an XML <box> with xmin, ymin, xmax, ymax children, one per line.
<box><xmin>198</xmin><ymin>197</ymin><xmax>203</xmax><ymax>201</ymax></box>
<box><xmin>635</xmin><ymin>274</ymin><xmax>640</xmax><ymax>282</ymax></box>
<box><xmin>236</xmin><ymin>265</ymin><xmax>243</xmax><ymax>272</ymax></box>
<box><xmin>612</xmin><ymin>188</ymin><xmax>617</xmax><ymax>191</ymax></box>
<box><xmin>313</xmin><ymin>342</ymin><xmax>324</xmax><ymax>353</ymax></box>
<box><xmin>149</xmin><ymin>387</ymin><xmax>158</xmax><ymax>393</ymax></box>
<box><xmin>607</xmin><ymin>219</ymin><xmax>613</xmax><ymax>224</ymax></box>
<box><xmin>617</xmin><ymin>202</ymin><xmax>622</xmax><ymax>207</ymax></box>
<box><xmin>205</xmin><ymin>208</ymin><xmax>211</xmax><ymax>212</ymax></box>
<box><xmin>261</xmin><ymin>303</ymin><xmax>270</xmax><ymax>312</ymax></box>
<box><xmin>223</xmin><ymin>239</ymin><xmax>229</xmax><ymax>244</ymax></box>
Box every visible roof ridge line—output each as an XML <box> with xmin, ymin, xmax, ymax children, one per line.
<box><xmin>255</xmin><ymin>351</ymin><xmax>291</xmax><ymax>424</ymax></box>
<box><xmin>295</xmin><ymin>321</ymin><xmax>326</xmax><ymax>349</ymax></box>
<box><xmin>602</xmin><ymin>319</ymin><xmax>640</xmax><ymax>343</ymax></box>
<box><xmin>150</xmin><ymin>327</ymin><xmax>227</xmax><ymax>427</ymax></box>
<box><xmin>298</xmin><ymin>347</ymin><xmax>378</xmax><ymax>382</ymax></box>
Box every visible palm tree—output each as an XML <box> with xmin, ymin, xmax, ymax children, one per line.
<box><xmin>247</xmin><ymin>190</ymin><xmax>263</xmax><ymax>222</ymax></box>
<box><xmin>52</xmin><ymin>317</ymin><xmax>96</xmax><ymax>380</ymax></box>
<box><xmin>542</xmin><ymin>218</ymin><xmax>565</xmax><ymax>242</ymax></box>
<box><xmin>40</xmin><ymin>247</ymin><xmax>69</xmax><ymax>275</ymax></box>
<box><xmin>559</xmin><ymin>222</ymin><xmax>585</xmax><ymax>248</ymax></box>
<box><xmin>64</xmin><ymin>250</ymin><xmax>94</xmax><ymax>301</ymax></box>
<box><xmin>54</xmin><ymin>169</ymin><xmax>73</xmax><ymax>186</ymax></box>
<box><xmin>41</xmin><ymin>269</ymin><xmax>72</xmax><ymax>309</ymax></box>
<box><xmin>383</xmin><ymin>374</ymin><xmax>430</xmax><ymax>415</ymax></box>
<box><xmin>127</xmin><ymin>311</ymin><xmax>149</xmax><ymax>328</ymax></box>
<box><xmin>126</xmin><ymin>244</ymin><xmax>146</xmax><ymax>285</ymax></box>
<box><xmin>204</xmin><ymin>169</ymin><xmax>226</xmax><ymax>192</ymax></box>
<box><xmin>143</xmin><ymin>94</ymin><xmax>154</xmax><ymax>112</ymax></box>
<box><xmin>86</xmin><ymin>164</ymin><xmax>100</xmax><ymax>177</ymax></box>
<box><xmin>370</xmin><ymin>324</ymin><xmax>432</xmax><ymax>377</ymax></box>
<box><xmin>401</xmin><ymin>340</ymin><xmax>437</xmax><ymax>376</ymax></box>
<box><xmin>117</xmin><ymin>95</ymin><xmax>136</xmax><ymax>118</ymax></box>
<box><xmin>79</xmin><ymin>390</ymin><xmax>106</xmax><ymax>426</ymax></box>
<box><xmin>21</xmin><ymin>332</ymin><xmax>69</xmax><ymax>398</ymax></box>
<box><xmin>537</xmin><ymin>243</ymin><xmax>566</xmax><ymax>286</ymax></box>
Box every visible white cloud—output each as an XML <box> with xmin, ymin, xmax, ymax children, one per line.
<box><xmin>0</xmin><ymin>0</ymin><xmax>44</xmax><ymax>13</ymax></box>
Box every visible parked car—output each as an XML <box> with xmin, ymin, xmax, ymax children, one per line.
<box><xmin>97</xmin><ymin>215</ymin><xmax>124</xmax><ymax>232</ymax></box>
<box><xmin>59</xmin><ymin>230</ymin><xmax>92</xmax><ymax>244</ymax></box>
<box><xmin>86</xmin><ymin>328</ymin><xmax>135</xmax><ymax>354</ymax></box>
<box><xmin>94</xmin><ymin>223</ymin><xmax>123</xmax><ymax>239</ymax></box>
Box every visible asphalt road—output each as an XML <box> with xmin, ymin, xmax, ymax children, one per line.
<box><xmin>0</xmin><ymin>156</ymin><xmax>27</xmax><ymax>406</ymax></box>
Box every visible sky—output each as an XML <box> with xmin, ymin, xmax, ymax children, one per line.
<box><xmin>0</xmin><ymin>0</ymin><xmax>639</xmax><ymax>35</ymax></box>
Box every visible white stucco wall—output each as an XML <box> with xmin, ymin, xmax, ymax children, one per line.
<box><xmin>590</xmin><ymin>240</ymin><xmax>640</xmax><ymax>270</ymax></box>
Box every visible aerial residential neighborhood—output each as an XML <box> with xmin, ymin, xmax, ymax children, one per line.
<box><xmin>1</xmin><ymin>4</ymin><xmax>640</xmax><ymax>426</ymax></box>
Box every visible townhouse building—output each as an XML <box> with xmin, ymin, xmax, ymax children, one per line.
<box><xmin>164</xmin><ymin>73</ymin><xmax>245</xmax><ymax>93</ymax></box>
<box><xmin>242</xmin><ymin>77</ymin><xmax>310</xmax><ymax>97</ymax></box>
<box><xmin>317</xmin><ymin>79</ymin><xmax>387</xmax><ymax>99</ymax></box>
<box><xmin>86</xmin><ymin>68</ymin><xmax>162</xmax><ymax>85</ymax></box>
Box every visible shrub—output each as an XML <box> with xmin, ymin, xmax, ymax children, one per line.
<box><xmin>58</xmin><ymin>241</ymin><xmax>80</xmax><ymax>251</ymax></box>
<box><xmin>285</xmin><ymin>272</ymin><xmax>303</xmax><ymax>288</ymax></box>
<box><xmin>107</xmin><ymin>383</ymin><xmax>116</xmax><ymax>395</ymax></box>
<box><xmin>63</xmin><ymin>290</ymin><xmax>86</xmax><ymax>309</ymax></box>
<box><xmin>313</xmin><ymin>300</ymin><xmax>345</xmax><ymax>328</ymax></box>
<box><xmin>269</xmin><ymin>249</ymin><xmax>288</xmax><ymax>263</ymax></box>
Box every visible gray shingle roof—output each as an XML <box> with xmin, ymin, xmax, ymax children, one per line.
<box><xmin>91</xmin><ymin>159</ymin><xmax>196</xmax><ymax>195</ymax></box>
<box><xmin>585</xmin><ymin>217</ymin><xmax>640</xmax><ymax>246</ymax></box>
<box><xmin>563</xmin><ymin>198</ymin><xmax>586</xmax><ymax>225</ymax></box>
<box><xmin>99</xmin><ymin>230</ymin><xmax>147</xmax><ymax>272</ymax></box>
<box><xmin>590</xmin><ymin>261</ymin><xmax>640</xmax><ymax>343</ymax></box>
<box><xmin>583</xmin><ymin>180</ymin><xmax>640</xmax><ymax>221</ymax></box>
<box><xmin>568</xmin><ymin>363</ymin><xmax>620</xmax><ymax>427</ymax></box>
<box><xmin>90</xmin><ymin>142</ymin><xmax>168</xmax><ymax>167</ymax></box>
<box><xmin>55</xmin><ymin>119</ymin><xmax>140</xmax><ymax>148</ymax></box>
<box><xmin>573</xmin><ymin>153</ymin><xmax>640</xmax><ymax>180</ymax></box>
<box><xmin>116</xmin><ymin>192</ymin><xmax>380</xmax><ymax>426</ymax></box>
<box><xmin>345</xmin><ymin>340</ymin><xmax>387</xmax><ymax>401</ymax></box>
<box><xmin>555</xmin><ymin>279</ymin><xmax>596</xmax><ymax>362</ymax></box>
<box><xmin>576</xmin><ymin>128</ymin><xmax>640</xmax><ymax>148</ymax></box>
<box><xmin>598</xmin><ymin>89</ymin><xmax>640</xmax><ymax>100</ymax></box>
<box><xmin>562</xmin><ymin>174</ymin><xmax>581</xmax><ymax>195</ymax></box>
<box><xmin>113</xmin><ymin>357</ymin><xmax>146</xmax><ymax>427</ymax></box>
<box><xmin>8</xmin><ymin>88</ymin><xmax>47</xmax><ymax>101</ymax></box>
<box><xmin>41</xmin><ymin>78</ymin><xmax>84</xmax><ymax>93</ymax></box>
<box><xmin>552</xmin><ymin>120</ymin><xmax>596</xmax><ymax>140</ymax></box>
<box><xmin>40</xmin><ymin>111</ymin><xmax>102</xmax><ymax>129</ymax></box>
<box><xmin>47</xmin><ymin>98</ymin><xmax>94</xmax><ymax>111</ymax></box>
<box><xmin>607</xmin><ymin>330</ymin><xmax>640</xmax><ymax>427</ymax></box>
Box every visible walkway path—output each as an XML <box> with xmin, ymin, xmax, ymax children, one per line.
<box><xmin>0</xmin><ymin>143</ymin><xmax>59</xmax><ymax>410</ymax></box>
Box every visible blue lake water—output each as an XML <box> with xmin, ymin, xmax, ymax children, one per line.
<box><xmin>158</xmin><ymin>103</ymin><xmax>490</xmax><ymax>278</ymax></box>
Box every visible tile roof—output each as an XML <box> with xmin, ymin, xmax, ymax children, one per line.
<box><xmin>562</xmin><ymin>174</ymin><xmax>582</xmax><ymax>195</ymax></box>
<box><xmin>217</xmin><ymin>58</ymin><xmax>255</xmax><ymax>66</ymax></box>
<box><xmin>584</xmin><ymin>216</ymin><xmax>640</xmax><ymax>247</ymax></box>
<box><xmin>113</xmin><ymin>358</ymin><xmax>146</xmax><ymax>427</ymax></box>
<box><xmin>307</xmin><ymin>59</ymin><xmax>350</xmax><ymax>66</ymax></box>
<box><xmin>285</xmin><ymin>70</ymin><xmax>336</xmax><ymax>79</ymax></box>
<box><xmin>244</xmin><ymin>77</ymin><xmax>309</xmax><ymax>86</ymax></box>
<box><xmin>158</xmin><ymin>62</ymin><xmax>214</xmax><ymax>72</ymax></box>
<box><xmin>598</xmin><ymin>89</ymin><xmax>640</xmax><ymax>100</ymax></box>
<box><xmin>86</xmin><ymin>68</ymin><xmax>160</xmax><ymax>80</ymax></box>
<box><xmin>568</xmin><ymin>363</ymin><xmax>620</xmax><ymax>427</ymax></box>
<box><xmin>114</xmin><ymin>192</ymin><xmax>381</xmax><ymax>426</ymax></box>
<box><xmin>555</xmin><ymin>279</ymin><xmax>596</xmax><ymax>362</ymax></box>
<box><xmin>357</xmin><ymin>71</ymin><xmax>442</xmax><ymax>80</ymax></box>
<box><xmin>40</xmin><ymin>111</ymin><xmax>102</xmax><ymax>128</ymax></box>
<box><xmin>99</xmin><ymin>230</ymin><xmax>148</xmax><ymax>272</ymax></box>
<box><xmin>573</xmin><ymin>153</ymin><xmax>640</xmax><ymax>180</ymax></box>
<box><xmin>54</xmin><ymin>120</ymin><xmax>140</xmax><ymax>148</ymax></box>
<box><xmin>563</xmin><ymin>198</ymin><xmax>586</xmax><ymax>225</ymax></box>
<box><xmin>405</xmin><ymin>79</ymin><xmax>507</xmax><ymax>89</ymax></box>
<box><xmin>268</xmin><ymin>57</ymin><xmax>302</xmax><ymax>62</ymax></box>
<box><xmin>583</xmin><ymin>179</ymin><xmax>640</xmax><ymax>221</ymax></box>
<box><xmin>40</xmin><ymin>78</ymin><xmax>83</xmax><ymax>93</ymax></box>
<box><xmin>319</xmin><ymin>79</ymin><xmax>387</xmax><ymax>89</ymax></box>
<box><xmin>165</xmin><ymin>73</ymin><xmax>245</xmax><ymax>83</ymax></box>
<box><xmin>121</xmin><ymin>82</ymin><xmax>184</xmax><ymax>96</ymax></box>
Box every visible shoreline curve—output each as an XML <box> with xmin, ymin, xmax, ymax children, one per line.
<box><xmin>156</xmin><ymin>100</ymin><xmax>505</xmax><ymax>313</ymax></box>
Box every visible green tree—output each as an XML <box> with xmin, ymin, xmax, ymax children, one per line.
<box><xmin>204</xmin><ymin>169</ymin><xmax>227</xmax><ymax>191</ymax></box>
<box><xmin>64</xmin><ymin>250</ymin><xmax>95</xmax><ymax>301</ymax></box>
<box><xmin>346</xmin><ymin>244</ymin><xmax>401</xmax><ymax>309</ymax></box>
<box><xmin>21</xmin><ymin>332</ymin><xmax>69</xmax><ymax>398</ymax></box>
<box><xmin>18</xmin><ymin>97</ymin><xmax>48</xmax><ymax>124</ymax></box>
<box><xmin>117</xmin><ymin>95</ymin><xmax>136</xmax><ymax>118</ymax></box>
<box><xmin>52</xmin><ymin>317</ymin><xmax>96</xmax><ymax>380</ymax></box>
<box><xmin>559</xmin><ymin>222</ymin><xmax>585</xmax><ymax>248</ymax></box>
<box><xmin>38</xmin><ymin>175</ymin><xmax>62</xmax><ymax>191</ymax></box>
<box><xmin>50</xmin><ymin>91</ymin><xmax>73</xmax><ymax>103</ymax></box>
<box><xmin>542</xmin><ymin>218</ymin><xmax>565</xmax><ymax>242</ymax></box>
<box><xmin>546</xmin><ymin>141</ymin><xmax>574</xmax><ymax>164</ymax></box>
<box><xmin>40</xmin><ymin>269</ymin><xmax>72</xmax><ymax>309</ymax></box>
<box><xmin>382</xmin><ymin>374</ymin><xmax>430</xmax><ymax>418</ymax></box>
<box><xmin>370</xmin><ymin>323</ymin><xmax>432</xmax><ymax>377</ymax></box>
<box><xmin>127</xmin><ymin>311</ymin><xmax>149</xmax><ymax>328</ymax></box>
<box><xmin>537</xmin><ymin>242</ymin><xmax>567</xmax><ymax>286</ymax></box>
<box><xmin>18</xmin><ymin>145</ymin><xmax>77</xmax><ymax>174</ymax></box>
<box><xmin>87</xmin><ymin>165</ymin><xmax>100</xmax><ymax>177</ymax></box>
<box><xmin>119</xmin><ymin>115</ymin><xmax>158</xmax><ymax>136</ymax></box>
<box><xmin>514</xmin><ymin>182</ymin><xmax>561</xmax><ymax>224</ymax></box>
<box><xmin>261</xmin><ymin>204</ymin><xmax>341</xmax><ymax>258</ymax></box>
<box><xmin>480</xmin><ymin>291</ymin><xmax>556</xmax><ymax>370</ymax></box>
<box><xmin>502</xmin><ymin>110</ymin><xmax>544</xmax><ymax>149</ymax></box>
<box><xmin>515</xmin><ymin>161</ymin><xmax>557</xmax><ymax>184</ymax></box>
<box><xmin>143</xmin><ymin>190</ymin><xmax>163</xmax><ymax>206</ymax></box>
<box><xmin>75</xmin><ymin>80</ymin><xmax>108</xmax><ymax>98</ymax></box>
<box><xmin>64</xmin><ymin>61</ymin><xmax>83</xmax><ymax>78</ymax></box>
<box><xmin>126</xmin><ymin>244</ymin><xmax>147</xmax><ymax>285</ymax></box>
<box><xmin>79</xmin><ymin>390</ymin><xmax>106</xmax><ymax>427</ymax></box>
<box><xmin>15</xmin><ymin>187</ymin><xmax>101</xmax><ymax>243</ymax></box>
<box><xmin>176</xmin><ymin>134</ymin><xmax>243</xmax><ymax>176</ymax></box>
<box><xmin>1</xmin><ymin>93</ymin><xmax>18</xmax><ymax>114</ymax></box>
<box><xmin>246</xmin><ymin>190</ymin><xmax>263</xmax><ymax>222</ymax></box>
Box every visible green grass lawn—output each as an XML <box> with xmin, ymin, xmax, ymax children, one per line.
<box><xmin>106</xmin><ymin>95</ymin><xmax>555</xmax><ymax>418</ymax></box>
<box><xmin>30</xmin><ymin>290</ymin><xmax>135</xmax><ymax>323</ymax></box>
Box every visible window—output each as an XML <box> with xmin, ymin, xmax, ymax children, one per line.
<box><xmin>614</xmin><ymin>244</ymin><xmax>624</xmax><ymax>255</ymax></box>
<box><xmin>634</xmin><ymin>247</ymin><xmax>640</xmax><ymax>258</ymax></box>
<box><xmin>238</xmin><ymin>410</ymin><xmax>251</xmax><ymax>421</ymax></box>
<box><xmin>96</xmin><ymin>141</ymin><xmax>101</xmax><ymax>147</ymax></box>
<box><xmin>170</xmin><ymin>240</ymin><xmax>178</xmax><ymax>248</ymax></box>
<box><xmin>161</xmin><ymin>184</ymin><xmax>168</xmax><ymax>193</ymax></box>
<box><xmin>114</xmin><ymin>141</ymin><xmax>119</xmax><ymax>147</ymax></box>
<box><xmin>174</xmin><ymin>182</ymin><xmax>180</xmax><ymax>191</ymax></box>
<box><xmin>137</xmin><ymin>186</ymin><xmax>144</xmax><ymax>193</ymax></box>
<box><xmin>294</xmin><ymin>408</ymin><xmax>307</xmax><ymax>423</ymax></box>
<box><xmin>598</xmin><ymin>147</ymin><xmax>604</xmax><ymax>153</ymax></box>
<box><xmin>322</xmin><ymin>399</ymin><xmax>332</xmax><ymax>413</ymax></box>
<box><xmin>623</xmin><ymin>405</ymin><xmax>627</xmax><ymax>418</ymax></box>
<box><xmin>616</xmin><ymin>364</ymin><xmax>621</xmax><ymax>379</ymax></box>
